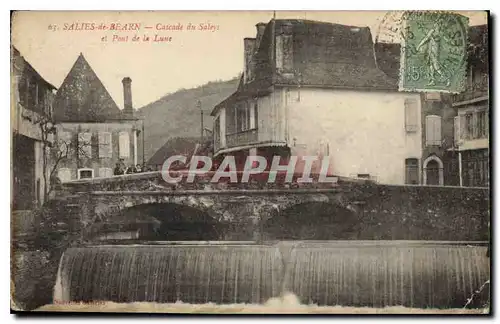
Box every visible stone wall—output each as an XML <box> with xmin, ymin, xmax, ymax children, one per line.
<box><xmin>355</xmin><ymin>184</ymin><xmax>489</xmax><ymax>241</ymax></box>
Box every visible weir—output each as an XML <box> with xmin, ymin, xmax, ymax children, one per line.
<box><xmin>54</xmin><ymin>241</ymin><xmax>489</xmax><ymax>308</ymax></box>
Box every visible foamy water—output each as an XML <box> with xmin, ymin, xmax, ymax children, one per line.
<box><xmin>37</xmin><ymin>292</ymin><xmax>488</xmax><ymax>314</ymax></box>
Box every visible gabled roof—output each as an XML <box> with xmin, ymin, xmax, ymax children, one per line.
<box><xmin>213</xmin><ymin>19</ymin><xmax>400</xmax><ymax>114</ymax></box>
<box><xmin>53</xmin><ymin>53</ymin><xmax>128</xmax><ymax>123</ymax></box>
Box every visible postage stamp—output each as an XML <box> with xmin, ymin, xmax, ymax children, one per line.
<box><xmin>399</xmin><ymin>11</ymin><xmax>469</xmax><ymax>93</ymax></box>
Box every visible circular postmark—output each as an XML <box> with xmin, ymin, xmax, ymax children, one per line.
<box><xmin>375</xmin><ymin>11</ymin><xmax>469</xmax><ymax>92</ymax></box>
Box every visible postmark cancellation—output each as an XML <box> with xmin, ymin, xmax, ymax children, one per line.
<box><xmin>398</xmin><ymin>11</ymin><xmax>469</xmax><ymax>93</ymax></box>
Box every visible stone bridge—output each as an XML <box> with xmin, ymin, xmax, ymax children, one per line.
<box><xmin>55</xmin><ymin>171</ymin><xmax>490</xmax><ymax>243</ymax></box>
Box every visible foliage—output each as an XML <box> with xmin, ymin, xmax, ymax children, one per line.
<box><xmin>138</xmin><ymin>77</ymin><xmax>240</xmax><ymax>163</ymax></box>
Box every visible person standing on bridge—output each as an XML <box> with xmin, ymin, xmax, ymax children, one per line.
<box><xmin>114</xmin><ymin>162</ymin><xmax>124</xmax><ymax>176</ymax></box>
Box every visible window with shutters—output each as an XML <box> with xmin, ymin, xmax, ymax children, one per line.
<box><xmin>58</xmin><ymin>130</ymin><xmax>73</xmax><ymax>157</ymax></box>
<box><xmin>276</xmin><ymin>34</ymin><xmax>293</xmax><ymax>73</ymax></box>
<box><xmin>78</xmin><ymin>132</ymin><xmax>92</xmax><ymax>158</ymax></box>
<box><xmin>98</xmin><ymin>132</ymin><xmax>112</xmax><ymax>158</ymax></box>
<box><xmin>119</xmin><ymin>131</ymin><xmax>130</xmax><ymax>158</ymax></box>
<box><xmin>405</xmin><ymin>158</ymin><xmax>419</xmax><ymax>184</ymax></box>
<box><xmin>425</xmin><ymin>115</ymin><xmax>442</xmax><ymax>146</ymax></box>
<box><xmin>404</xmin><ymin>99</ymin><xmax>418</xmax><ymax>132</ymax></box>
<box><xmin>99</xmin><ymin>167</ymin><xmax>113</xmax><ymax>178</ymax></box>
<box><xmin>57</xmin><ymin>168</ymin><xmax>72</xmax><ymax>183</ymax></box>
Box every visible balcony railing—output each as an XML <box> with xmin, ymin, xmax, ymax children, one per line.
<box><xmin>226</xmin><ymin>128</ymin><xmax>258</xmax><ymax>148</ymax></box>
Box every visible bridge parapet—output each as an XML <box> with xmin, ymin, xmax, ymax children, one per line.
<box><xmin>59</xmin><ymin>171</ymin><xmax>375</xmax><ymax>194</ymax></box>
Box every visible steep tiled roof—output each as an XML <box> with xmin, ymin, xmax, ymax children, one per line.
<box><xmin>270</xmin><ymin>20</ymin><xmax>398</xmax><ymax>89</ymax></box>
<box><xmin>53</xmin><ymin>54</ymin><xmax>127</xmax><ymax>122</ymax></box>
<box><xmin>213</xmin><ymin>19</ymin><xmax>400</xmax><ymax>114</ymax></box>
<box><xmin>147</xmin><ymin>137</ymin><xmax>211</xmax><ymax>166</ymax></box>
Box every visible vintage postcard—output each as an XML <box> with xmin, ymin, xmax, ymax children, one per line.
<box><xmin>10</xmin><ymin>10</ymin><xmax>490</xmax><ymax>314</ymax></box>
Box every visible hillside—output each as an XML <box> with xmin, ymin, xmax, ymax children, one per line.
<box><xmin>137</xmin><ymin>77</ymin><xmax>240</xmax><ymax>164</ymax></box>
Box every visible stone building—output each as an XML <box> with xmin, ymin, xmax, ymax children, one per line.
<box><xmin>11</xmin><ymin>46</ymin><xmax>57</xmax><ymax>210</ymax></box>
<box><xmin>211</xmin><ymin>19</ymin><xmax>425</xmax><ymax>185</ymax></box>
<box><xmin>52</xmin><ymin>53</ymin><xmax>140</xmax><ymax>181</ymax></box>
<box><xmin>451</xmin><ymin>24</ymin><xmax>489</xmax><ymax>187</ymax></box>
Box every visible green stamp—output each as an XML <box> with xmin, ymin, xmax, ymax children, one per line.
<box><xmin>399</xmin><ymin>11</ymin><xmax>469</xmax><ymax>93</ymax></box>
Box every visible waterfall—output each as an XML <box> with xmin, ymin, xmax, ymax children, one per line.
<box><xmin>54</xmin><ymin>241</ymin><xmax>489</xmax><ymax>308</ymax></box>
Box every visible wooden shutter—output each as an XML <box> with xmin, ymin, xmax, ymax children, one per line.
<box><xmin>425</xmin><ymin>116</ymin><xmax>433</xmax><ymax>146</ymax></box>
<box><xmin>425</xmin><ymin>115</ymin><xmax>441</xmax><ymax>146</ymax></box>
<box><xmin>434</xmin><ymin>116</ymin><xmax>442</xmax><ymax>145</ymax></box>
<box><xmin>454</xmin><ymin>116</ymin><xmax>460</xmax><ymax>145</ymax></box>
<box><xmin>404</xmin><ymin>99</ymin><xmax>418</xmax><ymax>132</ymax></box>
<box><xmin>99</xmin><ymin>132</ymin><xmax>112</xmax><ymax>158</ymax></box>
<box><xmin>119</xmin><ymin>131</ymin><xmax>130</xmax><ymax>158</ymax></box>
<box><xmin>78</xmin><ymin>132</ymin><xmax>92</xmax><ymax>158</ymax></box>
<box><xmin>58</xmin><ymin>130</ymin><xmax>72</xmax><ymax>156</ymax></box>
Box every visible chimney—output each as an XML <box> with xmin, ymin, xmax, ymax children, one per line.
<box><xmin>122</xmin><ymin>77</ymin><xmax>133</xmax><ymax>117</ymax></box>
<box><xmin>243</xmin><ymin>38</ymin><xmax>256</xmax><ymax>83</ymax></box>
<box><xmin>255</xmin><ymin>22</ymin><xmax>267</xmax><ymax>50</ymax></box>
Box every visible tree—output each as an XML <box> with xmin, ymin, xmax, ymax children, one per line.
<box><xmin>21</xmin><ymin>111</ymin><xmax>93</xmax><ymax>201</ymax></box>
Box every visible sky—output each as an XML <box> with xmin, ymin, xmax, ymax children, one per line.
<box><xmin>11</xmin><ymin>11</ymin><xmax>488</xmax><ymax>109</ymax></box>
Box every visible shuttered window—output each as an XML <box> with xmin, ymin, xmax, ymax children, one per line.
<box><xmin>425</xmin><ymin>115</ymin><xmax>442</xmax><ymax>146</ymax></box>
<box><xmin>119</xmin><ymin>131</ymin><xmax>130</xmax><ymax>158</ymax></box>
<box><xmin>404</xmin><ymin>99</ymin><xmax>418</xmax><ymax>132</ymax></box>
<box><xmin>58</xmin><ymin>130</ymin><xmax>73</xmax><ymax>156</ymax></box>
<box><xmin>276</xmin><ymin>34</ymin><xmax>293</xmax><ymax>72</ymax></box>
<box><xmin>98</xmin><ymin>132</ymin><xmax>112</xmax><ymax>158</ymax></box>
<box><xmin>276</xmin><ymin>36</ymin><xmax>284</xmax><ymax>70</ymax></box>
<box><xmin>78</xmin><ymin>132</ymin><xmax>92</xmax><ymax>158</ymax></box>
<box><xmin>57</xmin><ymin>168</ymin><xmax>71</xmax><ymax>183</ymax></box>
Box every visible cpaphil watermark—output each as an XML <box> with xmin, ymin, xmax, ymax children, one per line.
<box><xmin>161</xmin><ymin>155</ymin><xmax>338</xmax><ymax>184</ymax></box>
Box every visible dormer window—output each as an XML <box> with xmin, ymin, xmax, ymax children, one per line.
<box><xmin>276</xmin><ymin>34</ymin><xmax>293</xmax><ymax>73</ymax></box>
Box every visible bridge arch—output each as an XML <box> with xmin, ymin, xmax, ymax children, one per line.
<box><xmin>261</xmin><ymin>200</ymin><xmax>359</xmax><ymax>241</ymax></box>
<box><xmin>88</xmin><ymin>194</ymin><xmax>227</xmax><ymax>242</ymax></box>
